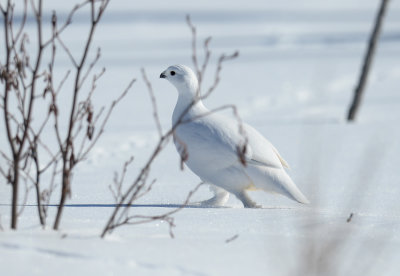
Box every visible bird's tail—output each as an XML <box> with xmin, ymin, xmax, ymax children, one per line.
<box><xmin>260</xmin><ymin>168</ymin><xmax>310</xmax><ymax>204</ymax></box>
<box><xmin>279</xmin><ymin>172</ymin><xmax>310</xmax><ymax>204</ymax></box>
<box><xmin>286</xmin><ymin>185</ymin><xmax>310</xmax><ymax>204</ymax></box>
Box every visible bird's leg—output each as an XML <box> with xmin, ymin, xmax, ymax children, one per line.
<box><xmin>235</xmin><ymin>190</ymin><xmax>261</xmax><ymax>208</ymax></box>
<box><xmin>196</xmin><ymin>184</ymin><xmax>230</xmax><ymax>207</ymax></box>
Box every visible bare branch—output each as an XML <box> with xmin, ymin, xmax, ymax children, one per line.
<box><xmin>186</xmin><ymin>15</ymin><xmax>214</xmax><ymax>96</ymax></box>
<box><xmin>53</xmin><ymin>0</ymin><xmax>111</xmax><ymax>230</ymax></box>
<box><xmin>17</xmin><ymin>176</ymin><xmax>33</xmax><ymax>217</ymax></box>
<box><xmin>80</xmin><ymin>49</ymin><xmax>103</xmax><ymax>91</ymax></box>
<box><xmin>1</xmin><ymin>0</ymin><xmax>47</xmax><ymax>229</ymax></box>
<box><xmin>200</xmin><ymin>37</ymin><xmax>212</xmax><ymax>79</ymax></box>
<box><xmin>172</xmin><ymin>132</ymin><xmax>188</xmax><ymax>171</ymax></box>
<box><xmin>1</xmin><ymin>0</ymin><xmax>121</xmax><ymax>230</ymax></box>
<box><xmin>77</xmin><ymin>77</ymin><xmax>135</xmax><ymax>160</ymax></box>
<box><xmin>42</xmin><ymin>1</ymin><xmax>91</xmax><ymax>47</ymax></box>
<box><xmin>109</xmin><ymin>156</ymin><xmax>134</xmax><ymax>202</ymax></box>
<box><xmin>9</xmin><ymin>0</ymin><xmax>28</xmax><ymax>49</ymax></box>
<box><xmin>103</xmin><ymin>182</ymin><xmax>203</xmax><ymax>238</ymax></box>
<box><xmin>203</xmin><ymin>51</ymin><xmax>239</xmax><ymax>99</ymax></box>
<box><xmin>142</xmin><ymin>68</ymin><xmax>162</xmax><ymax>137</ymax></box>
<box><xmin>31</xmin><ymin>137</ymin><xmax>45</xmax><ymax>225</ymax></box>
<box><xmin>56</xmin><ymin>35</ymin><xmax>78</xmax><ymax>67</ymax></box>
<box><xmin>56</xmin><ymin>70</ymin><xmax>71</xmax><ymax>94</ymax></box>
<box><xmin>186</xmin><ymin>15</ymin><xmax>199</xmax><ymax>76</ymax></box>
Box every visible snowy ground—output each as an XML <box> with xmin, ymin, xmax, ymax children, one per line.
<box><xmin>1</xmin><ymin>0</ymin><xmax>400</xmax><ymax>275</ymax></box>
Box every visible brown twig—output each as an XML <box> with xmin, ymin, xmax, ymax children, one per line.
<box><xmin>142</xmin><ymin>68</ymin><xmax>162</xmax><ymax>137</ymax></box>
<box><xmin>103</xmin><ymin>182</ymin><xmax>203</xmax><ymax>238</ymax></box>
<box><xmin>109</xmin><ymin>156</ymin><xmax>134</xmax><ymax>202</ymax></box>
<box><xmin>346</xmin><ymin>213</ymin><xmax>354</xmax><ymax>223</ymax></box>
<box><xmin>42</xmin><ymin>1</ymin><xmax>91</xmax><ymax>48</ymax></box>
<box><xmin>53</xmin><ymin>0</ymin><xmax>112</xmax><ymax>230</ymax></box>
<box><xmin>225</xmin><ymin>234</ymin><xmax>239</xmax><ymax>243</ymax></box>
<box><xmin>78</xmin><ymin>78</ymin><xmax>135</xmax><ymax>160</ymax></box>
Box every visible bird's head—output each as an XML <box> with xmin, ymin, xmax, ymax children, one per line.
<box><xmin>160</xmin><ymin>65</ymin><xmax>199</xmax><ymax>97</ymax></box>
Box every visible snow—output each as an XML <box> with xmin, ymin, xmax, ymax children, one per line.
<box><xmin>1</xmin><ymin>0</ymin><xmax>400</xmax><ymax>275</ymax></box>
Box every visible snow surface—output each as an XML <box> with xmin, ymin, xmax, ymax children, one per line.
<box><xmin>1</xmin><ymin>0</ymin><xmax>400</xmax><ymax>275</ymax></box>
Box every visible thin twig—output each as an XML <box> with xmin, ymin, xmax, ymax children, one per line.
<box><xmin>142</xmin><ymin>68</ymin><xmax>162</xmax><ymax>137</ymax></box>
<box><xmin>186</xmin><ymin>15</ymin><xmax>199</xmax><ymax>76</ymax></box>
<box><xmin>347</xmin><ymin>213</ymin><xmax>354</xmax><ymax>223</ymax></box>
<box><xmin>53</xmin><ymin>0</ymin><xmax>111</xmax><ymax>230</ymax></box>
<box><xmin>77</xmin><ymin>77</ymin><xmax>135</xmax><ymax>159</ymax></box>
<box><xmin>103</xmin><ymin>182</ymin><xmax>203</xmax><ymax>238</ymax></box>
<box><xmin>225</xmin><ymin>234</ymin><xmax>239</xmax><ymax>243</ymax></box>
<box><xmin>79</xmin><ymin>47</ymin><xmax>102</xmax><ymax>89</ymax></box>
<box><xmin>56</xmin><ymin>35</ymin><xmax>78</xmax><ymax>67</ymax></box>
<box><xmin>203</xmin><ymin>51</ymin><xmax>239</xmax><ymax>99</ymax></box>
<box><xmin>42</xmin><ymin>1</ymin><xmax>91</xmax><ymax>47</ymax></box>
<box><xmin>109</xmin><ymin>156</ymin><xmax>134</xmax><ymax>202</ymax></box>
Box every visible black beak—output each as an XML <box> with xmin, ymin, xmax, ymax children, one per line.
<box><xmin>160</xmin><ymin>72</ymin><xmax>166</xmax><ymax>78</ymax></box>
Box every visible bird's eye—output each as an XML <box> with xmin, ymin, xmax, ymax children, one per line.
<box><xmin>170</xmin><ymin>71</ymin><xmax>175</xmax><ymax>76</ymax></box>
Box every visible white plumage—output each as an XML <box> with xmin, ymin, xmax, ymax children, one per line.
<box><xmin>160</xmin><ymin>64</ymin><xmax>309</xmax><ymax>207</ymax></box>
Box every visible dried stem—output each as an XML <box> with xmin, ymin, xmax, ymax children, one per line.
<box><xmin>53</xmin><ymin>0</ymin><xmax>135</xmax><ymax>231</ymax></box>
<box><xmin>142</xmin><ymin>68</ymin><xmax>162</xmax><ymax>137</ymax></box>
<box><xmin>104</xmin><ymin>182</ymin><xmax>203</xmax><ymax>238</ymax></box>
<box><xmin>1</xmin><ymin>0</ymin><xmax>46</xmax><ymax>229</ymax></box>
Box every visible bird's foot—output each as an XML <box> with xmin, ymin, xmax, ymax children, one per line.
<box><xmin>236</xmin><ymin>191</ymin><xmax>262</xmax><ymax>208</ymax></box>
<box><xmin>193</xmin><ymin>185</ymin><xmax>230</xmax><ymax>207</ymax></box>
<box><xmin>193</xmin><ymin>197</ymin><xmax>227</xmax><ymax>207</ymax></box>
<box><xmin>243</xmin><ymin>201</ymin><xmax>262</xmax><ymax>208</ymax></box>
<box><xmin>194</xmin><ymin>193</ymin><xmax>230</xmax><ymax>207</ymax></box>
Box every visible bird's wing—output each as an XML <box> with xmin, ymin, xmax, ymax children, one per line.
<box><xmin>271</xmin><ymin>146</ymin><xmax>290</xmax><ymax>168</ymax></box>
<box><xmin>174</xmin><ymin>116</ymin><xmax>245</xmax><ymax>169</ymax></box>
<box><xmin>175</xmin><ymin>114</ymin><xmax>289</xmax><ymax>170</ymax></box>
<box><xmin>243</xmin><ymin>123</ymin><xmax>289</xmax><ymax>169</ymax></box>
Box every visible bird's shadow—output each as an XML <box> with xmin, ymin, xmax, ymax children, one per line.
<box><xmin>0</xmin><ymin>203</ymin><xmax>226</xmax><ymax>209</ymax></box>
<box><xmin>0</xmin><ymin>203</ymin><xmax>298</xmax><ymax>209</ymax></box>
<box><xmin>63</xmin><ymin>203</ymin><xmax>228</xmax><ymax>209</ymax></box>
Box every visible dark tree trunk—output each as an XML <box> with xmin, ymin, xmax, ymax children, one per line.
<box><xmin>347</xmin><ymin>0</ymin><xmax>389</xmax><ymax>121</ymax></box>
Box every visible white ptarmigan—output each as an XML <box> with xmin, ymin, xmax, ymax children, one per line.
<box><xmin>160</xmin><ymin>64</ymin><xmax>309</xmax><ymax>207</ymax></box>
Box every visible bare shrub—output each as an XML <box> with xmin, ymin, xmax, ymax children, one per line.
<box><xmin>1</xmin><ymin>0</ymin><xmax>56</xmax><ymax>229</ymax></box>
<box><xmin>0</xmin><ymin>0</ymin><xmax>134</xmax><ymax>230</ymax></box>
